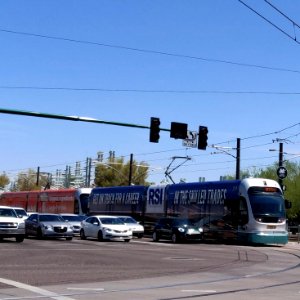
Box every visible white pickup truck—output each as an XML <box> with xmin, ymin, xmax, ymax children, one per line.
<box><xmin>0</xmin><ymin>206</ymin><xmax>25</xmax><ymax>242</ymax></box>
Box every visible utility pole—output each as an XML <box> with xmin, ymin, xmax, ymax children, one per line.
<box><xmin>236</xmin><ymin>138</ymin><xmax>240</xmax><ymax>180</ymax></box>
<box><xmin>128</xmin><ymin>153</ymin><xmax>133</xmax><ymax>185</ymax></box>
<box><xmin>279</xmin><ymin>142</ymin><xmax>283</xmax><ymax>188</ymax></box>
<box><xmin>36</xmin><ymin>166</ymin><xmax>40</xmax><ymax>186</ymax></box>
<box><xmin>85</xmin><ymin>158</ymin><xmax>92</xmax><ymax>187</ymax></box>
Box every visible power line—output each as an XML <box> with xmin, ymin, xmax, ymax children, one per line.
<box><xmin>264</xmin><ymin>0</ymin><xmax>300</xmax><ymax>30</ymax></box>
<box><xmin>2</xmin><ymin>85</ymin><xmax>300</xmax><ymax>95</ymax></box>
<box><xmin>215</xmin><ymin>121</ymin><xmax>300</xmax><ymax>146</ymax></box>
<box><xmin>0</xmin><ymin>27</ymin><xmax>299</xmax><ymax>73</ymax></box>
<box><xmin>238</xmin><ymin>0</ymin><xmax>300</xmax><ymax>44</ymax></box>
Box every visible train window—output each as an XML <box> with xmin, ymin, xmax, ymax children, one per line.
<box><xmin>239</xmin><ymin>197</ymin><xmax>248</xmax><ymax>225</ymax></box>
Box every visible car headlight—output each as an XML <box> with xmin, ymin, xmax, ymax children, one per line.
<box><xmin>178</xmin><ymin>227</ymin><xmax>185</xmax><ymax>233</ymax></box>
<box><xmin>103</xmin><ymin>227</ymin><xmax>112</xmax><ymax>232</ymax></box>
<box><xmin>43</xmin><ymin>224</ymin><xmax>53</xmax><ymax>230</ymax></box>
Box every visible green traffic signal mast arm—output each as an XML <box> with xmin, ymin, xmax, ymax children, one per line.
<box><xmin>0</xmin><ymin>107</ymin><xmax>171</xmax><ymax>132</ymax></box>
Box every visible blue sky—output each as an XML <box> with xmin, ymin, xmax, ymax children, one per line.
<box><xmin>0</xmin><ymin>0</ymin><xmax>300</xmax><ymax>186</ymax></box>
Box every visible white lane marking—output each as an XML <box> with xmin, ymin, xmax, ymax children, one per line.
<box><xmin>0</xmin><ymin>278</ymin><xmax>75</xmax><ymax>300</ymax></box>
<box><xmin>182</xmin><ymin>289</ymin><xmax>216</xmax><ymax>293</ymax></box>
<box><xmin>67</xmin><ymin>287</ymin><xmax>104</xmax><ymax>291</ymax></box>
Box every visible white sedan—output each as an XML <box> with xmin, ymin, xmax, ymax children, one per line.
<box><xmin>80</xmin><ymin>215</ymin><xmax>132</xmax><ymax>242</ymax></box>
<box><xmin>117</xmin><ymin>216</ymin><xmax>144</xmax><ymax>238</ymax></box>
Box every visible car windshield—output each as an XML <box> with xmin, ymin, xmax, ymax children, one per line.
<box><xmin>100</xmin><ymin>217</ymin><xmax>124</xmax><ymax>225</ymax></box>
<box><xmin>14</xmin><ymin>209</ymin><xmax>27</xmax><ymax>216</ymax></box>
<box><xmin>118</xmin><ymin>217</ymin><xmax>137</xmax><ymax>224</ymax></box>
<box><xmin>172</xmin><ymin>219</ymin><xmax>194</xmax><ymax>227</ymax></box>
<box><xmin>0</xmin><ymin>208</ymin><xmax>17</xmax><ymax>218</ymax></box>
<box><xmin>61</xmin><ymin>215</ymin><xmax>86</xmax><ymax>222</ymax></box>
<box><xmin>39</xmin><ymin>215</ymin><xmax>65</xmax><ymax>222</ymax></box>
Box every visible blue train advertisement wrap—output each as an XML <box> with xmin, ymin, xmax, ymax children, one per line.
<box><xmin>88</xmin><ymin>178</ymin><xmax>289</xmax><ymax>245</ymax></box>
<box><xmin>165</xmin><ymin>180</ymin><xmax>240</xmax><ymax>217</ymax></box>
<box><xmin>88</xmin><ymin>185</ymin><xmax>147</xmax><ymax>217</ymax></box>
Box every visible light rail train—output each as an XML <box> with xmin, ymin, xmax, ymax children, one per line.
<box><xmin>88</xmin><ymin>178</ymin><xmax>290</xmax><ymax>245</ymax></box>
<box><xmin>0</xmin><ymin>188</ymin><xmax>91</xmax><ymax>215</ymax></box>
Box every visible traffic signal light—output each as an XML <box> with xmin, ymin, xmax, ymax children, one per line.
<box><xmin>170</xmin><ymin>122</ymin><xmax>188</xmax><ymax>139</ymax></box>
<box><xmin>198</xmin><ymin>126</ymin><xmax>208</xmax><ymax>150</ymax></box>
<box><xmin>149</xmin><ymin>117</ymin><xmax>160</xmax><ymax>143</ymax></box>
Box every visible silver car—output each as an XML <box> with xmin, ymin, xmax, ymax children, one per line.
<box><xmin>60</xmin><ymin>214</ymin><xmax>86</xmax><ymax>235</ymax></box>
<box><xmin>25</xmin><ymin>213</ymin><xmax>73</xmax><ymax>240</ymax></box>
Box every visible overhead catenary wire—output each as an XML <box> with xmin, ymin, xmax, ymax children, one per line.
<box><xmin>238</xmin><ymin>0</ymin><xmax>300</xmax><ymax>44</ymax></box>
<box><xmin>0</xmin><ymin>27</ymin><xmax>299</xmax><ymax>73</ymax></box>
<box><xmin>214</xmin><ymin>121</ymin><xmax>300</xmax><ymax>146</ymax></box>
<box><xmin>264</xmin><ymin>0</ymin><xmax>300</xmax><ymax>30</ymax></box>
<box><xmin>2</xmin><ymin>85</ymin><xmax>300</xmax><ymax>95</ymax></box>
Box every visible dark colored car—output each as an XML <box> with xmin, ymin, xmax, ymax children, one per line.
<box><xmin>152</xmin><ymin>217</ymin><xmax>203</xmax><ymax>243</ymax></box>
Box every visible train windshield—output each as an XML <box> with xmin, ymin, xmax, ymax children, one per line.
<box><xmin>248</xmin><ymin>187</ymin><xmax>286</xmax><ymax>221</ymax></box>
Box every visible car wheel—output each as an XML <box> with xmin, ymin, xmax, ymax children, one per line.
<box><xmin>80</xmin><ymin>229</ymin><xmax>86</xmax><ymax>240</ymax></box>
<box><xmin>16</xmin><ymin>236</ymin><xmax>24</xmax><ymax>243</ymax></box>
<box><xmin>66</xmin><ymin>237</ymin><xmax>72</xmax><ymax>241</ymax></box>
<box><xmin>37</xmin><ymin>228</ymin><xmax>43</xmax><ymax>240</ymax></box>
<box><xmin>97</xmin><ymin>230</ymin><xmax>103</xmax><ymax>242</ymax></box>
<box><xmin>124</xmin><ymin>239</ymin><xmax>130</xmax><ymax>242</ymax></box>
<box><xmin>137</xmin><ymin>233</ymin><xmax>143</xmax><ymax>239</ymax></box>
<box><xmin>171</xmin><ymin>233</ymin><xmax>178</xmax><ymax>243</ymax></box>
<box><xmin>152</xmin><ymin>231</ymin><xmax>159</xmax><ymax>242</ymax></box>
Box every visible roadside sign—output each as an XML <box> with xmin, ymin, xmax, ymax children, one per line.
<box><xmin>277</xmin><ymin>166</ymin><xmax>287</xmax><ymax>179</ymax></box>
<box><xmin>183</xmin><ymin>131</ymin><xmax>197</xmax><ymax>148</ymax></box>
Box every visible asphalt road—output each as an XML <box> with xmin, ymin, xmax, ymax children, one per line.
<box><xmin>0</xmin><ymin>237</ymin><xmax>299</xmax><ymax>299</ymax></box>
